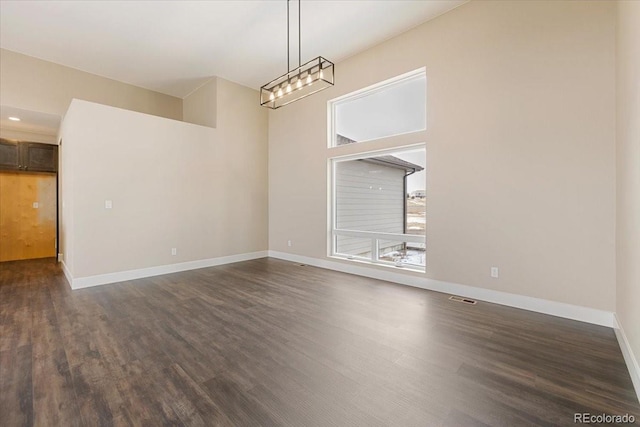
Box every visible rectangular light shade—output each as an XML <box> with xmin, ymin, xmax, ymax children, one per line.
<box><xmin>260</xmin><ymin>56</ymin><xmax>334</xmax><ymax>109</ymax></box>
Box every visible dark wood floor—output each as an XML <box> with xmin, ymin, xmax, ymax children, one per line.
<box><xmin>1</xmin><ymin>258</ymin><xmax>638</xmax><ymax>427</ymax></box>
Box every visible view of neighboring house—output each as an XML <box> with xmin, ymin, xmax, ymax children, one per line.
<box><xmin>334</xmin><ymin>133</ymin><xmax>426</xmax><ymax>266</ymax></box>
<box><xmin>335</xmin><ymin>153</ymin><xmax>424</xmax><ymax>263</ymax></box>
<box><xmin>410</xmin><ymin>189</ymin><xmax>426</xmax><ymax>198</ymax></box>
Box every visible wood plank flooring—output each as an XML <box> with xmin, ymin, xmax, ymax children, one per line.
<box><xmin>1</xmin><ymin>257</ymin><xmax>638</xmax><ymax>426</ymax></box>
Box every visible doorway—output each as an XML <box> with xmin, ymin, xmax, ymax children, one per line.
<box><xmin>0</xmin><ymin>171</ymin><xmax>57</xmax><ymax>261</ymax></box>
<box><xmin>0</xmin><ymin>106</ymin><xmax>61</xmax><ymax>262</ymax></box>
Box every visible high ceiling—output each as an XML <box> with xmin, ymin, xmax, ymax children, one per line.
<box><xmin>0</xmin><ymin>0</ymin><xmax>466</xmax><ymax>98</ymax></box>
<box><xmin>0</xmin><ymin>105</ymin><xmax>61</xmax><ymax>136</ymax></box>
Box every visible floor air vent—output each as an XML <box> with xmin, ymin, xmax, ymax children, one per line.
<box><xmin>449</xmin><ymin>295</ymin><xmax>477</xmax><ymax>305</ymax></box>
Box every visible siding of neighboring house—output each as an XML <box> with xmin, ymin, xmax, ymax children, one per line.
<box><xmin>336</xmin><ymin>159</ymin><xmax>405</xmax><ymax>257</ymax></box>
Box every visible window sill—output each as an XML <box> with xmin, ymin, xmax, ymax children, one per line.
<box><xmin>329</xmin><ymin>255</ymin><xmax>426</xmax><ymax>274</ymax></box>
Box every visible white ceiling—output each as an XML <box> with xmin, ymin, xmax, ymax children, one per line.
<box><xmin>0</xmin><ymin>0</ymin><xmax>466</xmax><ymax>98</ymax></box>
<box><xmin>0</xmin><ymin>105</ymin><xmax>61</xmax><ymax>135</ymax></box>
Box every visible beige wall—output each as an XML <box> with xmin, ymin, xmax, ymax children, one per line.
<box><xmin>268</xmin><ymin>0</ymin><xmax>616</xmax><ymax>311</ymax></box>
<box><xmin>59</xmin><ymin>108</ymin><xmax>77</xmax><ymax>274</ymax></box>
<box><xmin>216</xmin><ymin>77</ymin><xmax>269</xmax><ymax>249</ymax></box>
<box><xmin>616</xmin><ymin>0</ymin><xmax>640</xmax><ymax>372</ymax></box>
<box><xmin>183</xmin><ymin>78</ymin><xmax>217</xmax><ymax>128</ymax></box>
<box><xmin>0</xmin><ymin>49</ymin><xmax>182</xmax><ymax>121</ymax></box>
<box><xmin>60</xmin><ymin>79</ymin><xmax>267</xmax><ymax>279</ymax></box>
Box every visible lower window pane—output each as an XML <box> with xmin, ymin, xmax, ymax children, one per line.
<box><xmin>332</xmin><ymin>146</ymin><xmax>426</xmax><ymax>269</ymax></box>
<box><xmin>378</xmin><ymin>240</ymin><xmax>425</xmax><ymax>267</ymax></box>
<box><xmin>335</xmin><ymin>236</ymin><xmax>372</xmax><ymax>260</ymax></box>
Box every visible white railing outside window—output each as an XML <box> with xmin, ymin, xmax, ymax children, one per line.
<box><xmin>332</xmin><ymin>229</ymin><xmax>426</xmax><ymax>270</ymax></box>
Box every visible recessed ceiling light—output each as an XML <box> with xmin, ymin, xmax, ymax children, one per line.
<box><xmin>8</xmin><ymin>116</ymin><xmax>21</xmax><ymax>121</ymax></box>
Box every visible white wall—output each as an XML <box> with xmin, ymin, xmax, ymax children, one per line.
<box><xmin>60</xmin><ymin>78</ymin><xmax>267</xmax><ymax>281</ymax></box>
<box><xmin>59</xmin><ymin>108</ymin><xmax>77</xmax><ymax>274</ymax></box>
<box><xmin>616</xmin><ymin>0</ymin><xmax>640</xmax><ymax>392</ymax></box>
<box><xmin>268</xmin><ymin>0</ymin><xmax>616</xmax><ymax>312</ymax></box>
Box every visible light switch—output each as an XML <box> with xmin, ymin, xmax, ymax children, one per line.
<box><xmin>105</xmin><ymin>200</ymin><xmax>113</xmax><ymax>209</ymax></box>
<box><xmin>32</xmin><ymin>202</ymin><xmax>39</xmax><ymax>209</ymax></box>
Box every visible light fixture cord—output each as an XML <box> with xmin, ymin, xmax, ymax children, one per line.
<box><xmin>298</xmin><ymin>0</ymin><xmax>301</xmax><ymax>68</ymax></box>
<box><xmin>287</xmin><ymin>0</ymin><xmax>290</xmax><ymax>72</ymax></box>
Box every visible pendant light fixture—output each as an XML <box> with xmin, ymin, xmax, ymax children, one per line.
<box><xmin>260</xmin><ymin>0</ymin><xmax>334</xmax><ymax>109</ymax></box>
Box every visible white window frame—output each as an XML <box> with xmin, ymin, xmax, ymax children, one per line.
<box><xmin>329</xmin><ymin>145</ymin><xmax>427</xmax><ymax>271</ymax></box>
<box><xmin>327</xmin><ymin>68</ymin><xmax>427</xmax><ymax>272</ymax></box>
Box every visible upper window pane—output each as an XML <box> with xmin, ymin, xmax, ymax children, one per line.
<box><xmin>333</xmin><ymin>73</ymin><xmax>426</xmax><ymax>146</ymax></box>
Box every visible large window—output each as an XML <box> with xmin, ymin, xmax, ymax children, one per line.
<box><xmin>329</xmin><ymin>70</ymin><xmax>426</xmax><ymax>270</ymax></box>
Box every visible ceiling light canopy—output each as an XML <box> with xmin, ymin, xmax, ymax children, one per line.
<box><xmin>261</xmin><ymin>0</ymin><xmax>334</xmax><ymax>109</ymax></box>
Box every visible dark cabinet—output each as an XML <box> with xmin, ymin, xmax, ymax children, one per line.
<box><xmin>22</xmin><ymin>142</ymin><xmax>58</xmax><ymax>172</ymax></box>
<box><xmin>0</xmin><ymin>139</ymin><xmax>20</xmax><ymax>170</ymax></box>
<box><xmin>0</xmin><ymin>139</ymin><xmax>58</xmax><ymax>173</ymax></box>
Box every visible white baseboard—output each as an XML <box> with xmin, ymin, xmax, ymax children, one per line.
<box><xmin>59</xmin><ymin>248</ymin><xmax>633</xmax><ymax>401</ymax></box>
<box><xmin>268</xmin><ymin>250</ymin><xmax>616</xmax><ymax>328</ymax></box>
<box><xmin>66</xmin><ymin>251</ymin><xmax>268</xmax><ymax>290</ymax></box>
<box><xmin>61</xmin><ymin>249</ymin><xmax>615</xmax><ymax>327</ymax></box>
<box><xmin>614</xmin><ymin>315</ymin><xmax>640</xmax><ymax>403</ymax></box>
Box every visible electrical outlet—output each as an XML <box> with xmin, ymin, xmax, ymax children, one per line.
<box><xmin>32</xmin><ymin>202</ymin><xmax>39</xmax><ymax>209</ymax></box>
<box><xmin>105</xmin><ymin>200</ymin><xmax>113</xmax><ymax>209</ymax></box>
<box><xmin>171</xmin><ymin>248</ymin><xmax>177</xmax><ymax>256</ymax></box>
<box><xmin>491</xmin><ymin>267</ymin><xmax>499</xmax><ymax>278</ymax></box>
<box><xmin>287</xmin><ymin>240</ymin><xmax>292</xmax><ymax>247</ymax></box>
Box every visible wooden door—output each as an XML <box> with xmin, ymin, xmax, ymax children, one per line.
<box><xmin>0</xmin><ymin>171</ymin><xmax>57</xmax><ymax>261</ymax></box>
